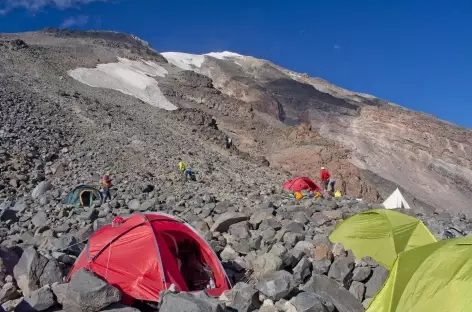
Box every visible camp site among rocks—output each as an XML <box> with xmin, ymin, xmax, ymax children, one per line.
<box><xmin>0</xmin><ymin>29</ymin><xmax>471</xmax><ymax>312</ymax></box>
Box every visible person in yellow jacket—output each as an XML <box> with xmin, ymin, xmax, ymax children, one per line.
<box><xmin>178</xmin><ymin>158</ymin><xmax>186</xmax><ymax>172</ymax></box>
<box><xmin>178</xmin><ymin>158</ymin><xmax>192</xmax><ymax>181</ymax></box>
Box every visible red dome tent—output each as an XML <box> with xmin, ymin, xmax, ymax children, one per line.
<box><xmin>283</xmin><ymin>177</ymin><xmax>321</xmax><ymax>193</ymax></box>
<box><xmin>67</xmin><ymin>213</ymin><xmax>230</xmax><ymax>303</ymax></box>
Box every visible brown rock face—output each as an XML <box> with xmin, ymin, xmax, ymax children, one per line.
<box><xmin>161</xmin><ymin>51</ymin><xmax>472</xmax><ymax>214</ymax></box>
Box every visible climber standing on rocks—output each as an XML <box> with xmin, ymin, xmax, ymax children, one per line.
<box><xmin>101</xmin><ymin>171</ymin><xmax>113</xmax><ymax>204</ymax></box>
<box><xmin>320</xmin><ymin>166</ymin><xmax>331</xmax><ymax>192</ymax></box>
<box><xmin>209</xmin><ymin>116</ymin><xmax>218</xmax><ymax>130</ymax></box>
<box><xmin>225</xmin><ymin>136</ymin><xmax>232</xmax><ymax>149</ymax></box>
<box><xmin>178</xmin><ymin>158</ymin><xmax>194</xmax><ymax>182</ymax></box>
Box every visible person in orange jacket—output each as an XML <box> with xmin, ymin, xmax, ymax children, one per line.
<box><xmin>101</xmin><ymin>171</ymin><xmax>113</xmax><ymax>204</ymax></box>
<box><xmin>320</xmin><ymin>167</ymin><xmax>331</xmax><ymax>191</ymax></box>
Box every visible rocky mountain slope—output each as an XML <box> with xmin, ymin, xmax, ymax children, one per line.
<box><xmin>0</xmin><ymin>28</ymin><xmax>470</xmax><ymax>312</ymax></box>
<box><xmin>162</xmin><ymin>51</ymin><xmax>472</xmax><ymax>215</ymax></box>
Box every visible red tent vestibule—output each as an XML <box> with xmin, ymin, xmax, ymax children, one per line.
<box><xmin>283</xmin><ymin>177</ymin><xmax>321</xmax><ymax>193</ymax></box>
<box><xmin>67</xmin><ymin>213</ymin><xmax>230</xmax><ymax>302</ymax></box>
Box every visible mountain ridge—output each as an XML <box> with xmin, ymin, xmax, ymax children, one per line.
<box><xmin>1</xmin><ymin>28</ymin><xmax>471</xmax><ymax>216</ymax></box>
<box><xmin>160</xmin><ymin>50</ymin><xmax>472</xmax><ymax>214</ymax></box>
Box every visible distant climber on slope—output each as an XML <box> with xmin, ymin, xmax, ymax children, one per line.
<box><xmin>225</xmin><ymin>136</ymin><xmax>232</xmax><ymax>149</ymax></box>
<box><xmin>178</xmin><ymin>158</ymin><xmax>194</xmax><ymax>181</ymax></box>
<box><xmin>208</xmin><ymin>116</ymin><xmax>218</xmax><ymax>130</ymax></box>
<box><xmin>320</xmin><ymin>167</ymin><xmax>331</xmax><ymax>192</ymax></box>
<box><xmin>101</xmin><ymin>171</ymin><xmax>113</xmax><ymax>204</ymax></box>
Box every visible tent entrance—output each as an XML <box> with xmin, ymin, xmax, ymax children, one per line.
<box><xmin>159</xmin><ymin>230</ymin><xmax>214</xmax><ymax>292</ymax></box>
<box><xmin>79</xmin><ymin>190</ymin><xmax>101</xmax><ymax>207</ymax></box>
<box><xmin>62</xmin><ymin>185</ymin><xmax>102</xmax><ymax>207</ymax></box>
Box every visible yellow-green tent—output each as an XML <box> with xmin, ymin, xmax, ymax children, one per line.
<box><xmin>329</xmin><ymin>209</ymin><xmax>436</xmax><ymax>268</ymax></box>
<box><xmin>367</xmin><ymin>236</ymin><xmax>472</xmax><ymax>312</ymax></box>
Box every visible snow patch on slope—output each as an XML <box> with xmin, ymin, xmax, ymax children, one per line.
<box><xmin>205</xmin><ymin>51</ymin><xmax>244</xmax><ymax>59</ymax></box>
<box><xmin>161</xmin><ymin>51</ymin><xmax>244</xmax><ymax>71</ymax></box>
<box><xmin>68</xmin><ymin>58</ymin><xmax>177</xmax><ymax>110</ymax></box>
<box><xmin>161</xmin><ymin>52</ymin><xmax>205</xmax><ymax>71</ymax></box>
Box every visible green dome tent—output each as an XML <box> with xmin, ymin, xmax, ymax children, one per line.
<box><xmin>329</xmin><ymin>209</ymin><xmax>436</xmax><ymax>269</ymax></box>
<box><xmin>62</xmin><ymin>185</ymin><xmax>102</xmax><ymax>207</ymax></box>
<box><xmin>366</xmin><ymin>236</ymin><xmax>472</xmax><ymax>312</ymax></box>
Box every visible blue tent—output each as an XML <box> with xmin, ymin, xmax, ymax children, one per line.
<box><xmin>62</xmin><ymin>185</ymin><xmax>102</xmax><ymax>207</ymax></box>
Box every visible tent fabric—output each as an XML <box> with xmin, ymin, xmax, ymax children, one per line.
<box><xmin>62</xmin><ymin>185</ymin><xmax>102</xmax><ymax>207</ymax></box>
<box><xmin>329</xmin><ymin>209</ymin><xmax>437</xmax><ymax>269</ymax></box>
<box><xmin>282</xmin><ymin>177</ymin><xmax>320</xmax><ymax>193</ymax></box>
<box><xmin>67</xmin><ymin>213</ymin><xmax>230</xmax><ymax>302</ymax></box>
<box><xmin>382</xmin><ymin>188</ymin><xmax>411</xmax><ymax>209</ymax></box>
<box><xmin>366</xmin><ymin>236</ymin><xmax>472</xmax><ymax>312</ymax></box>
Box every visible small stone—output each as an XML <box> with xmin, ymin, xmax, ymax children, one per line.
<box><xmin>293</xmin><ymin>257</ymin><xmax>311</xmax><ymax>284</ymax></box>
<box><xmin>23</xmin><ymin>286</ymin><xmax>55</xmax><ymax>311</ymax></box>
<box><xmin>210</xmin><ymin>212</ymin><xmax>249</xmax><ymax>233</ymax></box>
<box><xmin>352</xmin><ymin>267</ymin><xmax>371</xmax><ymax>282</ymax></box>
<box><xmin>251</xmin><ymin>253</ymin><xmax>283</xmax><ymax>278</ymax></box>
<box><xmin>220</xmin><ymin>246</ymin><xmax>238</xmax><ymax>262</ymax></box>
<box><xmin>256</xmin><ymin>270</ymin><xmax>294</xmax><ymax>301</ymax></box>
<box><xmin>63</xmin><ymin>269</ymin><xmax>121</xmax><ymax>312</ymax></box>
<box><xmin>301</xmin><ymin>274</ymin><xmax>364</xmax><ymax>312</ymax></box>
<box><xmin>32</xmin><ymin>181</ymin><xmax>53</xmax><ymax>200</ymax></box>
<box><xmin>327</xmin><ymin>257</ymin><xmax>354</xmax><ymax>287</ymax></box>
<box><xmin>0</xmin><ymin>283</ymin><xmax>20</xmax><ymax>304</ymax></box>
<box><xmin>293</xmin><ymin>292</ymin><xmax>328</xmax><ymax>312</ymax></box>
<box><xmin>364</xmin><ymin>266</ymin><xmax>389</xmax><ymax>298</ymax></box>
<box><xmin>159</xmin><ymin>291</ymin><xmax>224</xmax><ymax>312</ymax></box>
<box><xmin>223</xmin><ymin>282</ymin><xmax>260</xmax><ymax>312</ymax></box>
<box><xmin>127</xmin><ymin>199</ymin><xmax>141</xmax><ymax>211</ymax></box>
<box><xmin>362</xmin><ymin>298</ymin><xmax>373</xmax><ymax>309</ymax></box>
<box><xmin>312</xmin><ymin>259</ymin><xmax>332</xmax><ymax>275</ymax></box>
<box><xmin>331</xmin><ymin>243</ymin><xmax>346</xmax><ymax>258</ymax></box>
<box><xmin>314</xmin><ymin>244</ymin><xmax>329</xmax><ymax>261</ymax></box>
<box><xmin>349</xmin><ymin>281</ymin><xmax>365</xmax><ymax>302</ymax></box>
<box><xmin>51</xmin><ymin>282</ymin><xmax>68</xmax><ymax>305</ymax></box>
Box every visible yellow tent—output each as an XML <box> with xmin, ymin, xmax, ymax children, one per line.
<box><xmin>367</xmin><ymin>236</ymin><xmax>472</xmax><ymax>312</ymax></box>
<box><xmin>329</xmin><ymin>209</ymin><xmax>436</xmax><ymax>268</ymax></box>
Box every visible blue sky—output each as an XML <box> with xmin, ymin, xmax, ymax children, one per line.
<box><xmin>1</xmin><ymin>0</ymin><xmax>471</xmax><ymax>128</ymax></box>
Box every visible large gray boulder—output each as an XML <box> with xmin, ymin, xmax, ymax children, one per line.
<box><xmin>312</xmin><ymin>259</ymin><xmax>331</xmax><ymax>275</ymax></box>
<box><xmin>223</xmin><ymin>282</ymin><xmax>260</xmax><ymax>312</ymax></box>
<box><xmin>23</xmin><ymin>286</ymin><xmax>55</xmax><ymax>311</ymax></box>
<box><xmin>51</xmin><ymin>282</ymin><xmax>68</xmax><ymax>305</ymax></box>
<box><xmin>210</xmin><ymin>212</ymin><xmax>249</xmax><ymax>233</ymax></box>
<box><xmin>351</xmin><ymin>267</ymin><xmax>371</xmax><ymax>283</ymax></box>
<box><xmin>293</xmin><ymin>257</ymin><xmax>311</xmax><ymax>285</ymax></box>
<box><xmin>63</xmin><ymin>269</ymin><xmax>121</xmax><ymax>312</ymax></box>
<box><xmin>293</xmin><ymin>292</ymin><xmax>328</xmax><ymax>312</ymax></box>
<box><xmin>32</xmin><ymin>181</ymin><xmax>53</xmax><ymax>199</ymax></box>
<box><xmin>251</xmin><ymin>253</ymin><xmax>283</xmax><ymax>278</ymax></box>
<box><xmin>126</xmin><ymin>199</ymin><xmax>140</xmax><ymax>211</ymax></box>
<box><xmin>53</xmin><ymin>234</ymin><xmax>82</xmax><ymax>256</ymax></box>
<box><xmin>102</xmin><ymin>303</ymin><xmax>141</xmax><ymax>312</ymax></box>
<box><xmin>159</xmin><ymin>291</ymin><xmax>224</xmax><ymax>312</ymax></box>
<box><xmin>349</xmin><ymin>281</ymin><xmax>365</xmax><ymax>302</ymax></box>
<box><xmin>249</xmin><ymin>210</ymin><xmax>274</xmax><ymax>229</ymax></box>
<box><xmin>364</xmin><ymin>266</ymin><xmax>389</xmax><ymax>298</ymax></box>
<box><xmin>0</xmin><ymin>283</ymin><xmax>20</xmax><ymax>304</ymax></box>
<box><xmin>13</xmin><ymin>247</ymin><xmax>62</xmax><ymax>297</ymax></box>
<box><xmin>256</xmin><ymin>270</ymin><xmax>295</xmax><ymax>301</ymax></box>
<box><xmin>327</xmin><ymin>256</ymin><xmax>354</xmax><ymax>287</ymax></box>
<box><xmin>301</xmin><ymin>274</ymin><xmax>364</xmax><ymax>312</ymax></box>
<box><xmin>32</xmin><ymin>211</ymin><xmax>48</xmax><ymax>228</ymax></box>
<box><xmin>0</xmin><ymin>246</ymin><xmax>20</xmax><ymax>275</ymax></box>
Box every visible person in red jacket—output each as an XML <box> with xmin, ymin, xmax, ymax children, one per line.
<box><xmin>320</xmin><ymin>167</ymin><xmax>331</xmax><ymax>191</ymax></box>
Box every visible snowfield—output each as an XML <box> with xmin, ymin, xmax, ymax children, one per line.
<box><xmin>68</xmin><ymin>58</ymin><xmax>177</xmax><ymax>110</ymax></box>
<box><xmin>161</xmin><ymin>51</ymin><xmax>244</xmax><ymax>71</ymax></box>
<box><xmin>160</xmin><ymin>52</ymin><xmax>205</xmax><ymax>71</ymax></box>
